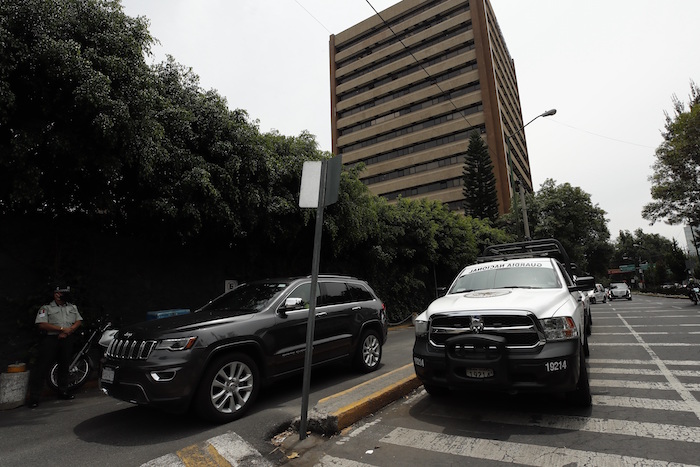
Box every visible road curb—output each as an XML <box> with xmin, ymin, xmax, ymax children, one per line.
<box><xmin>294</xmin><ymin>363</ymin><xmax>422</xmax><ymax>436</ymax></box>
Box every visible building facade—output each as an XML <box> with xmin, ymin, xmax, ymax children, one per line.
<box><xmin>329</xmin><ymin>0</ymin><xmax>530</xmax><ymax>214</ymax></box>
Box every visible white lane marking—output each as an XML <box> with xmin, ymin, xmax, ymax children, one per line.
<box><xmin>141</xmin><ymin>432</ymin><xmax>271</xmax><ymax>467</ymax></box>
<box><xmin>480</xmin><ymin>412</ymin><xmax>700</xmax><ymax>443</ymax></box>
<box><xmin>317</xmin><ymin>455</ymin><xmax>378</xmax><ymax>466</ymax></box>
<box><xmin>381</xmin><ymin>426</ymin><xmax>700</xmax><ymax>466</ymax></box>
<box><xmin>141</xmin><ymin>454</ymin><xmax>184</xmax><ymax>467</ymax></box>
<box><xmin>590</xmin><ymin>359</ymin><xmax>700</xmax><ymax>366</ymax></box>
<box><xmin>591</xmin><ymin>379</ymin><xmax>673</xmax><ymax>390</ymax></box>
<box><xmin>595</xmin><ymin>323</ymin><xmax>700</xmax><ymax>330</ymax></box>
<box><xmin>595</xmin><ymin>332</ymin><xmax>699</xmax><ymax>335</ymax></box>
<box><xmin>591</xmin><ymin>379</ymin><xmax>700</xmax><ymax>391</ymax></box>
<box><xmin>591</xmin><ymin>367</ymin><xmax>700</xmax><ymax>377</ymax></box>
<box><xmin>596</xmin><ymin>315</ymin><xmax>700</xmax><ymax>319</ymax></box>
<box><xmin>595</xmin><ymin>395</ymin><xmax>692</xmax><ymax>412</ymax></box>
<box><xmin>208</xmin><ymin>432</ymin><xmax>273</xmax><ymax>466</ymax></box>
<box><xmin>618</xmin><ymin>313</ymin><xmax>700</xmax><ymax>422</ymax></box>
<box><xmin>592</xmin><ymin>343</ymin><xmax>700</xmax><ymax>347</ymax></box>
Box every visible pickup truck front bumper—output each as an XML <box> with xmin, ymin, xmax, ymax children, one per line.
<box><xmin>413</xmin><ymin>334</ymin><xmax>581</xmax><ymax>394</ymax></box>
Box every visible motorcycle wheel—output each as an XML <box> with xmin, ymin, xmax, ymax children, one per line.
<box><xmin>48</xmin><ymin>356</ymin><xmax>91</xmax><ymax>393</ymax></box>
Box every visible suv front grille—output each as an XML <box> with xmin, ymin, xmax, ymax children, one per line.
<box><xmin>106</xmin><ymin>337</ymin><xmax>157</xmax><ymax>360</ymax></box>
<box><xmin>429</xmin><ymin>312</ymin><xmax>543</xmax><ymax>349</ymax></box>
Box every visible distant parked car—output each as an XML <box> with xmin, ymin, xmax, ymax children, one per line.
<box><xmin>588</xmin><ymin>283</ymin><xmax>607</xmax><ymax>303</ymax></box>
<box><xmin>608</xmin><ymin>282</ymin><xmax>631</xmax><ymax>300</ymax></box>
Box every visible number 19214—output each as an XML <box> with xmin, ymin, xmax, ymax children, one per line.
<box><xmin>544</xmin><ymin>360</ymin><xmax>567</xmax><ymax>372</ymax></box>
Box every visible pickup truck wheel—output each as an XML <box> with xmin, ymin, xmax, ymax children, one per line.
<box><xmin>194</xmin><ymin>353</ymin><xmax>259</xmax><ymax>422</ymax></box>
<box><xmin>584</xmin><ymin>333</ymin><xmax>590</xmax><ymax>357</ymax></box>
<box><xmin>354</xmin><ymin>329</ymin><xmax>382</xmax><ymax>373</ymax></box>
<box><xmin>566</xmin><ymin>353</ymin><xmax>592</xmax><ymax>407</ymax></box>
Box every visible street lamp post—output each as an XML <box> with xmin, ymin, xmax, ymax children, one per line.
<box><xmin>505</xmin><ymin>109</ymin><xmax>556</xmax><ymax>240</ymax></box>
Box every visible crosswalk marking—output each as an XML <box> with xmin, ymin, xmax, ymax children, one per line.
<box><xmin>380</xmin><ymin>426</ymin><xmax>699</xmax><ymax>467</ymax></box>
<box><xmin>592</xmin><ymin>378</ymin><xmax>700</xmax><ymax>391</ymax></box>
<box><xmin>481</xmin><ymin>412</ymin><xmax>700</xmax><ymax>442</ymax></box>
<box><xmin>594</xmin><ymin>395</ymin><xmax>692</xmax><ymax>412</ymax></box>
<box><xmin>590</xmin><ymin>359</ymin><xmax>700</xmax><ymax>366</ymax></box>
<box><xmin>618</xmin><ymin>313</ymin><xmax>700</xmax><ymax>421</ymax></box>
<box><xmin>590</xmin><ymin>367</ymin><xmax>700</xmax><ymax>377</ymax></box>
<box><xmin>592</xmin><ymin>343</ymin><xmax>700</xmax><ymax>347</ymax></box>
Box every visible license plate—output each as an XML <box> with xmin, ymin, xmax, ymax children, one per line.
<box><xmin>465</xmin><ymin>368</ymin><xmax>494</xmax><ymax>378</ymax></box>
<box><xmin>101</xmin><ymin>367</ymin><xmax>115</xmax><ymax>383</ymax></box>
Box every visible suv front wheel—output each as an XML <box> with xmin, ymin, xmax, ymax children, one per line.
<box><xmin>354</xmin><ymin>329</ymin><xmax>382</xmax><ymax>373</ymax></box>
<box><xmin>194</xmin><ymin>353</ymin><xmax>260</xmax><ymax>422</ymax></box>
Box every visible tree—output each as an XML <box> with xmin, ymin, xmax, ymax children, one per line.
<box><xmin>462</xmin><ymin>131</ymin><xmax>499</xmax><ymax>222</ymax></box>
<box><xmin>611</xmin><ymin>229</ymin><xmax>688</xmax><ymax>288</ymax></box>
<box><xmin>0</xmin><ymin>0</ymin><xmax>155</xmax><ymax>226</ymax></box>
<box><xmin>643</xmin><ymin>81</ymin><xmax>700</xmax><ymax>229</ymax></box>
<box><xmin>500</xmin><ymin>179</ymin><xmax>613</xmax><ymax>277</ymax></box>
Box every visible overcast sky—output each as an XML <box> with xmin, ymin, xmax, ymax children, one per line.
<box><xmin>120</xmin><ymin>0</ymin><xmax>700</xmax><ymax>249</ymax></box>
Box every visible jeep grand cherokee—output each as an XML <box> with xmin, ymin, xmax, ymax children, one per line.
<box><xmin>100</xmin><ymin>275</ymin><xmax>388</xmax><ymax>422</ymax></box>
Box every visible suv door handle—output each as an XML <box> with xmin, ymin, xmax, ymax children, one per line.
<box><xmin>352</xmin><ymin>306</ymin><xmax>361</xmax><ymax>310</ymax></box>
<box><xmin>316</xmin><ymin>311</ymin><xmax>327</xmax><ymax>317</ymax></box>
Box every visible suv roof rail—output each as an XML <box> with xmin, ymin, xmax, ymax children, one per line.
<box><xmin>311</xmin><ymin>274</ymin><xmax>357</xmax><ymax>280</ymax></box>
<box><xmin>478</xmin><ymin>238</ymin><xmax>574</xmax><ymax>276</ymax></box>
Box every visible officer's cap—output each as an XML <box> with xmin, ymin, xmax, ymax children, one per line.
<box><xmin>54</xmin><ymin>285</ymin><xmax>71</xmax><ymax>293</ymax></box>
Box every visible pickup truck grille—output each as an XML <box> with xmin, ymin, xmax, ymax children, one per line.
<box><xmin>429</xmin><ymin>312</ymin><xmax>543</xmax><ymax>349</ymax></box>
<box><xmin>106</xmin><ymin>337</ymin><xmax>157</xmax><ymax>360</ymax></box>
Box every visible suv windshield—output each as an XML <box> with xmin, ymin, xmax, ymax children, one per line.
<box><xmin>610</xmin><ymin>283</ymin><xmax>628</xmax><ymax>290</ymax></box>
<box><xmin>450</xmin><ymin>266</ymin><xmax>561</xmax><ymax>293</ymax></box>
<box><xmin>199</xmin><ymin>281</ymin><xmax>290</xmax><ymax>313</ymax></box>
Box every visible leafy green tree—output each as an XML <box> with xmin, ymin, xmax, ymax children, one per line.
<box><xmin>462</xmin><ymin>131</ymin><xmax>499</xmax><ymax>222</ymax></box>
<box><xmin>0</xmin><ymin>0</ymin><xmax>155</xmax><ymax>226</ymax></box>
<box><xmin>643</xmin><ymin>81</ymin><xmax>700</xmax><ymax>229</ymax></box>
<box><xmin>611</xmin><ymin>229</ymin><xmax>688</xmax><ymax>288</ymax></box>
<box><xmin>500</xmin><ymin>179</ymin><xmax>612</xmax><ymax>277</ymax></box>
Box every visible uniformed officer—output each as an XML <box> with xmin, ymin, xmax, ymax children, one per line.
<box><xmin>28</xmin><ymin>285</ymin><xmax>83</xmax><ymax>408</ymax></box>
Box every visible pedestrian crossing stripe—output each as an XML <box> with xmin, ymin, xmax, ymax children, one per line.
<box><xmin>380</xmin><ymin>426</ymin><xmax>700</xmax><ymax>467</ymax></box>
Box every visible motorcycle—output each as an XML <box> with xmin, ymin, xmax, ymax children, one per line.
<box><xmin>48</xmin><ymin>317</ymin><xmax>115</xmax><ymax>393</ymax></box>
<box><xmin>690</xmin><ymin>286</ymin><xmax>700</xmax><ymax>306</ymax></box>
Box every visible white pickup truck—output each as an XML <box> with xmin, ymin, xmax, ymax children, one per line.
<box><xmin>413</xmin><ymin>239</ymin><xmax>595</xmax><ymax>406</ymax></box>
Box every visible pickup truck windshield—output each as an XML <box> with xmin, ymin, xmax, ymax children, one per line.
<box><xmin>450</xmin><ymin>266</ymin><xmax>562</xmax><ymax>293</ymax></box>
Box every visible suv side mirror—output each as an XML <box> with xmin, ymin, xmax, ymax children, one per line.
<box><xmin>278</xmin><ymin>297</ymin><xmax>304</xmax><ymax>317</ymax></box>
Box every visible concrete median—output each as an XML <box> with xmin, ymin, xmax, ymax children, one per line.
<box><xmin>295</xmin><ymin>363</ymin><xmax>422</xmax><ymax>436</ymax></box>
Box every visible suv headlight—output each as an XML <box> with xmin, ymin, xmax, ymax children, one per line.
<box><xmin>155</xmin><ymin>337</ymin><xmax>197</xmax><ymax>351</ymax></box>
<box><xmin>541</xmin><ymin>317</ymin><xmax>578</xmax><ymax>341</ymax></box>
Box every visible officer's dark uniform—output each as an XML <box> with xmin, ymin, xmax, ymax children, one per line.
<box><xmin>28</xmin><ymin>286</ymin><xmax>83</xmax><ymax>407</ymax></box>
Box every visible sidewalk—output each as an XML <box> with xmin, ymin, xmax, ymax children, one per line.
<box><xmin>143</xmin><ymin>362</ymin><xmax>422</xmax><ymax>466</ymax></box>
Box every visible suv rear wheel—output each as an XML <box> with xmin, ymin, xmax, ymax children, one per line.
<box><xmin>354</xmin><ymin>329</ymin><xmax>382</xmax><ymax>372</ymax></box>
<box><xmin>194</xmin><ymin>353</ymin><xmax>259</xmax><ymax>422</ymax></box>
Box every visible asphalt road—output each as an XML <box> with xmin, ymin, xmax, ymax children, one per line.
<box><xmin>0</xmin><ymin>325</ymin><xmax>416</xmax><ymax>466</ymax></box>
<box><xmin>287</xmin><ymin>294</ymin><xmax>700</xmax><ymax>466</ymax></box>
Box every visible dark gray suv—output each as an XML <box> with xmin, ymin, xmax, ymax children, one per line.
<box><xmin>100</xmin><ymin>275</ymin><xmax>388</xmax><ymax>422</ymax></box>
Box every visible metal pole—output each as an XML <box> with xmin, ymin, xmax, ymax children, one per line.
<box><xmin>299</xmin><ymin>160</ymin><xmax>328</xmax><ymax>440</ymax></box>
<box><xmin>517</xmin><ymin>180</ymin><xmax>531</xmax><ymax>240</ymax></box>
<box><xmin>505</xmin><ymin>137</ymin><xmax>521</xmax><ymax>238</ymax></box>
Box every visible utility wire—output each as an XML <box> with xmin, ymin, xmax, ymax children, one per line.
<box><xmin>548</xmin><ymin>119</ymin><xmax>656</xmax><ymax>150</ymax></box>
<box><xmin>293</xmin><ymin>0</ymin><xmax>332</xmax><ymax>34</ymax></box>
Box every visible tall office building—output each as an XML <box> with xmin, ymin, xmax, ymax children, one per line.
<box><xmin>330</xmin><ymin>0</ymin><xmax>530</xmax><ymax>214</ymax></box>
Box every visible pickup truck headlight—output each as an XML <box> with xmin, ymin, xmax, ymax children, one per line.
<box><xmin>415</xmin><ymin>317</ymin><xmax>429</xmax><ymax>337</ymax></box>
<box><xmin>155</xmin><ymin>337</ymin><xmax>197</xmax><ymax>351</ymax></box>
<box><xmin>541</xmin><ymin>317</ymin><xmax>578</xmax><ymax>341</ymax></box>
